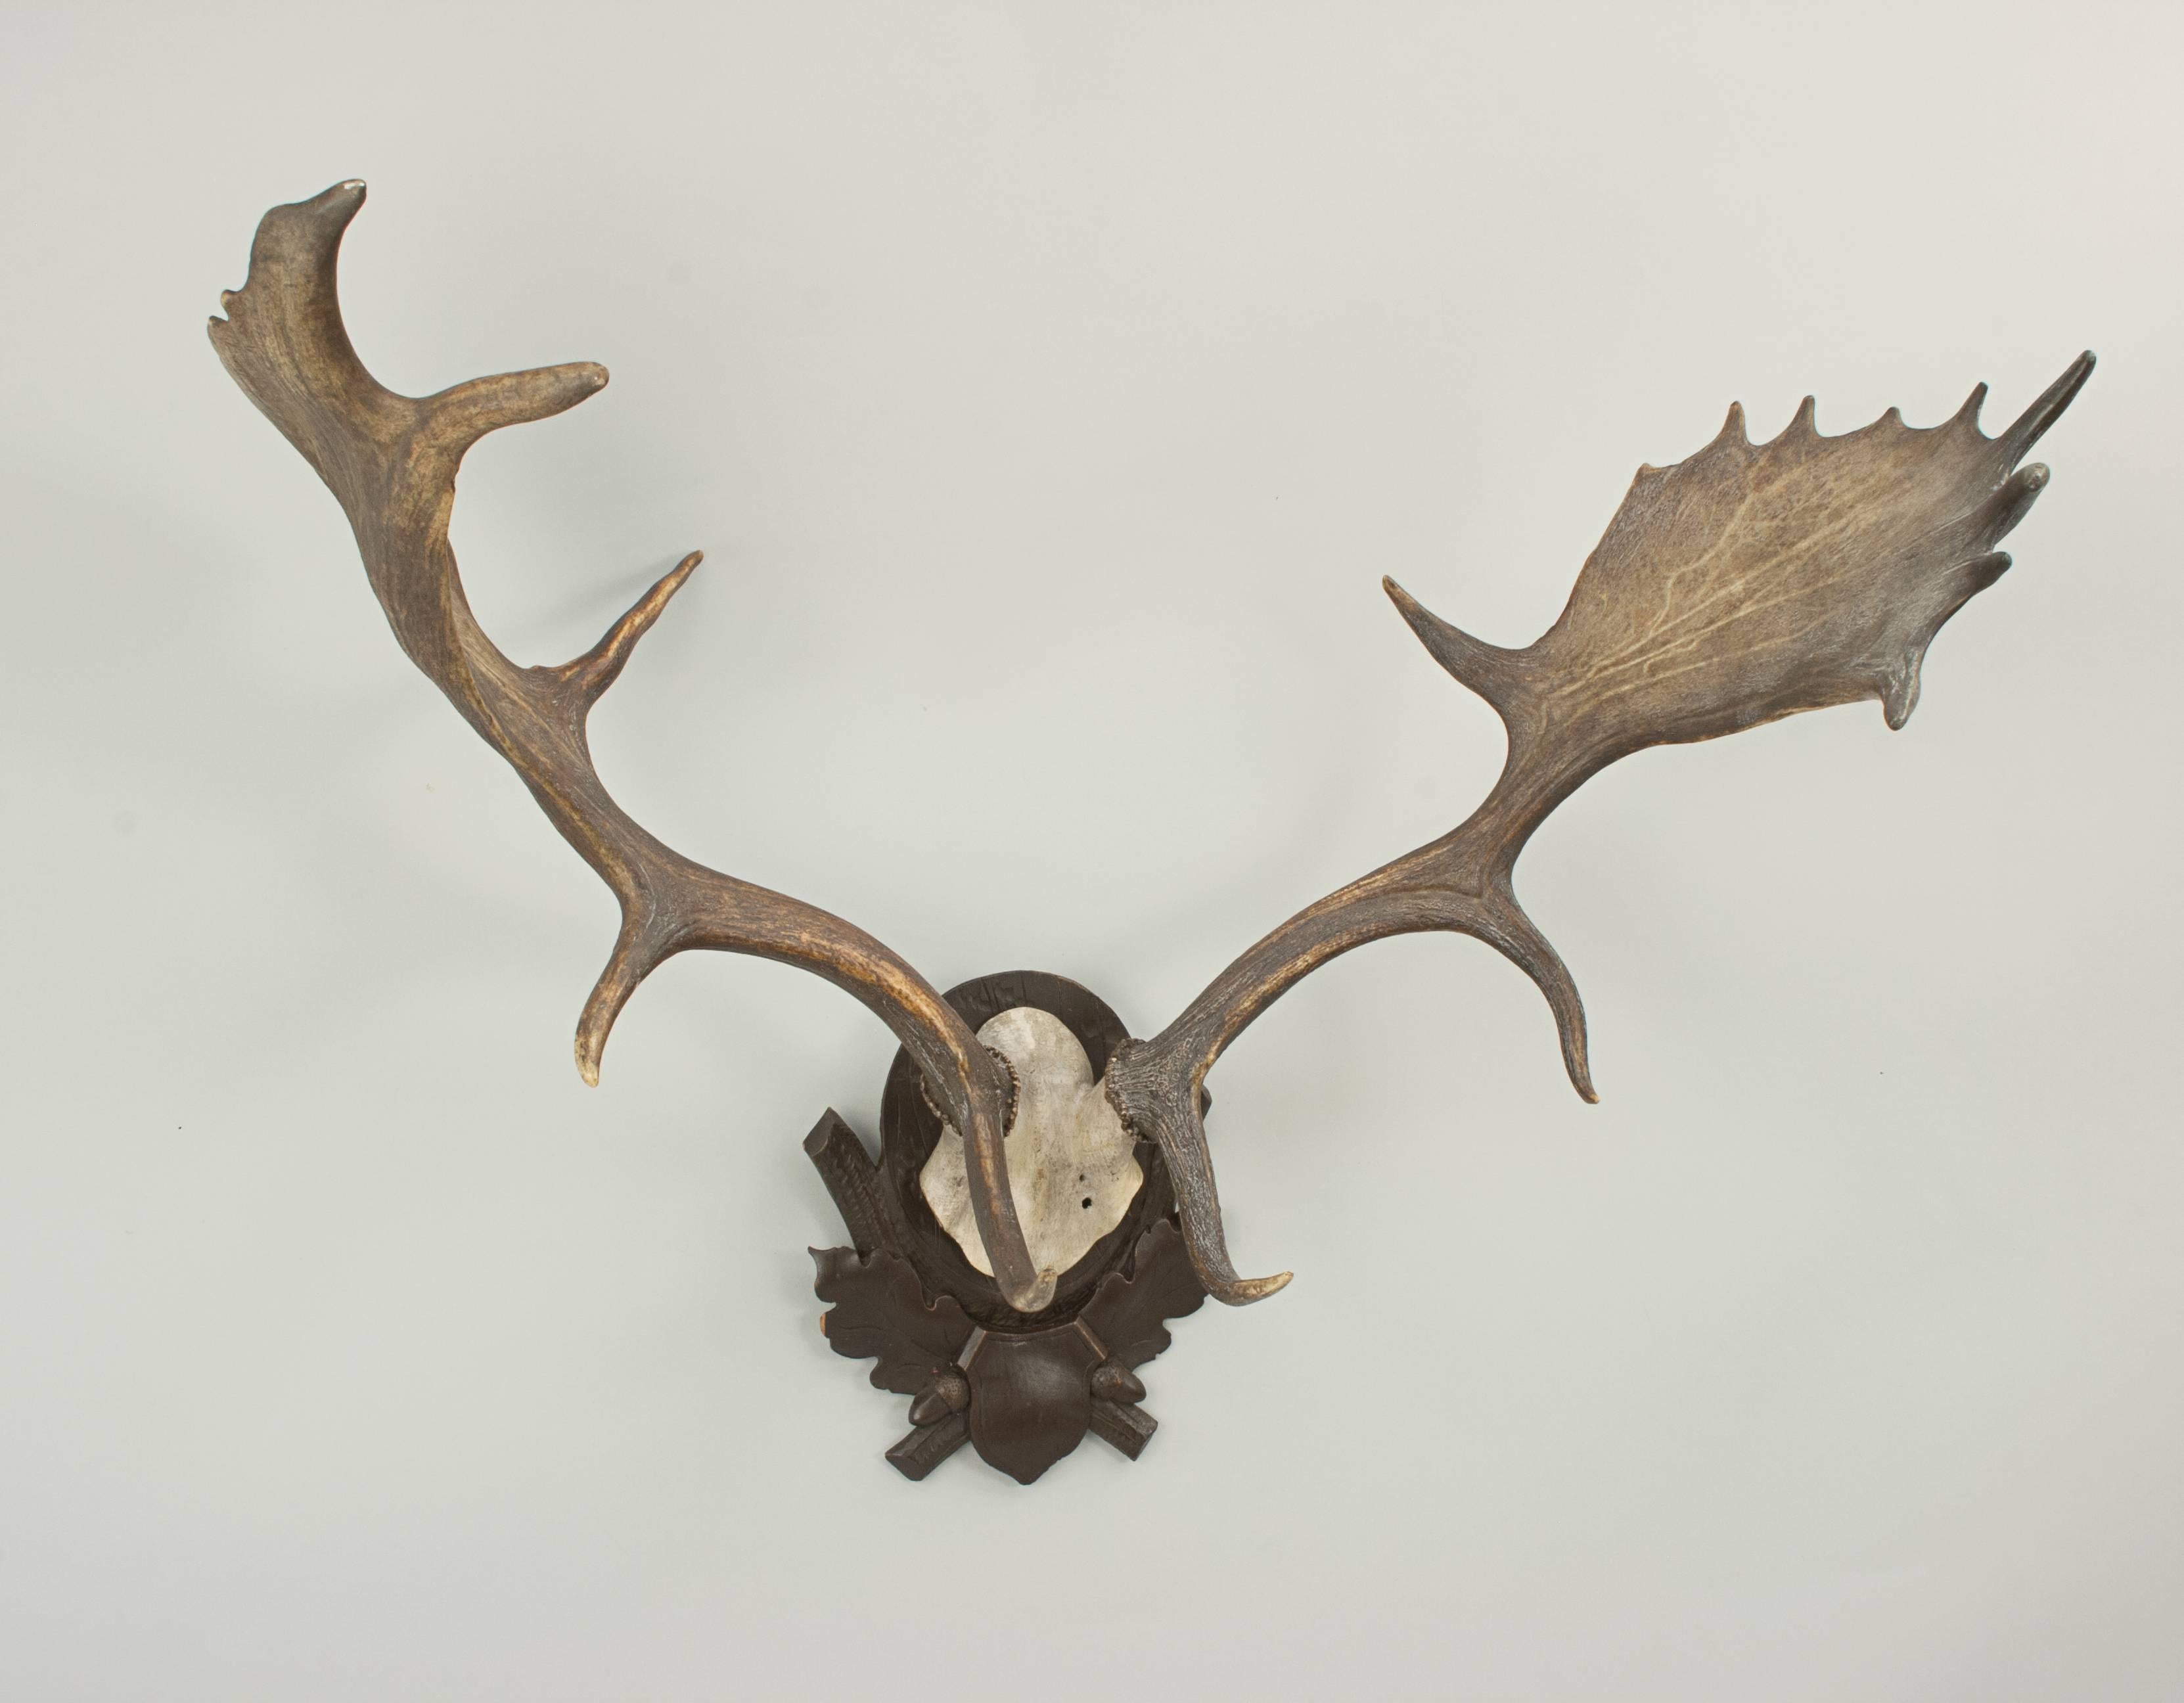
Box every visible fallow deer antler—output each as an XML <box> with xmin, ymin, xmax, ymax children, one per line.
<box><xmin>210</xmin><ymin>181</ymin><xmax>1057</xmax><ymax>1313</ymax></box>
<box><xmin>1106</xmin><ymin>352</ymin><xmax>2095</xmax><ymax>1305</ymax></box>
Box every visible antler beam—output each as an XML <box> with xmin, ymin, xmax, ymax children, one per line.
<box><xmin>1106</xmin><ymin>353</ymin><xmax>2095</xmax><ymax>1304</ymax></box>
<box><xmin>210</xmin><ymin>182</ymin><xmax>1057</xmax><ymax>1313</ymax></box>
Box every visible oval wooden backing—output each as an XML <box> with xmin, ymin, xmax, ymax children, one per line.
<box><xmin>878</xmin><ymin>970</ymin><xmax>1177</xmax><ymax>1330</ymax></box>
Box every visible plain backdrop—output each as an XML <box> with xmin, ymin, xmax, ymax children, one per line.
<box><xmin>3</xmin><ymin>3</ymin><xmax>2179</xmax><ymax>1698</ymax></box>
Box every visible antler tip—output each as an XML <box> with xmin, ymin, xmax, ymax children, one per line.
<box><xmin>575</xmin><ymin>1016</ymin><xmax>611</xmax><ymax>1087</ymax></box>
<box><xmin>1212</xmin><ymin>1269</ymin><xmax>1293</xmax><ymax>1306</ymax></box>
<box><xmin>1005</xmin><ymin>1271</ymin><xmax>1060</xmax><ymax>1311</ymax></box>
<box><xmin>1381</xmin><ymin>575</ymin><xmax>1424</xmax><ymax>618</ymax></box>
<box><xmin>562</xmin><ymin>549</ymin><xmax>708</xmax><ymax>702</ymax></box>
<box><xmin>1997</xmin><ymin>350</ymin><xmax>2097</xmax><ymax>459</ymax></box>
<box><xmin>290</xmin><ymin>179</ymin><xmax>368</xmax><ymax>228</ymax></box>
<box><xmin>1566</xmin><ymin>1043</ymin><xmax>1598</xmax><ymax>1103</ymax></box>
<box><xmin>1386</xmin><ymin>581</ymin><xmax>1531</xmax><ymax>725</ymax></box>
<box><xmin>551</xmin><ymin>361</ymin><xmax>612</xmax><ymax>402</ymax></box>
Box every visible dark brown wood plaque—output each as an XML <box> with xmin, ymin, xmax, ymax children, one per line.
<box><xmin>807</xmin><ymin>972</ymin><xmax>1207</xmax><ymax>1484</ymax></box>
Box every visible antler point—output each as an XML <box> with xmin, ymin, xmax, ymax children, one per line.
<box><xmin>306</xmin><ymin>179</ymin><xmax>368</xmax><ymax>216</ymax></box>
<box><xmin>1216</xmin><ymin>1270</ymin><xmax>1294</xmax><ymax>1306</ymax></box>
<box><xmin>1010</xmin><ymin>1272</ymin><xmax>1060</xmax><ymax>1311</ymax></box>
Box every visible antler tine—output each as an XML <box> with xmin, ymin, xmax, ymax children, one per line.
<box><xmin>211</xmin><ymin>182</ymin><xmax>1056</xmax><ymax>1314</ymax></box>
<box><xmin>1110</xmin><ymin>353</ymin><xmax>2093</xmax><ymax>1306</ymax></box>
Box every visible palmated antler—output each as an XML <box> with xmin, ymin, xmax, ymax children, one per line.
<box><xmin>211</xmin><ymin>182</ymin><xmax>1057</xmax><ymax>1312</ymax></box>
<box><xmin>1107</xmin><ymin>353</ymin><xmax>2095</xmax><ymax>1304</ymax></box>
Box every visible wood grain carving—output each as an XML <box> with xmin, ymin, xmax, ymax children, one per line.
<box><xmin>1104</xmin><ymin>354</ymin><xmax>2095</xmax><ymax>1303</ymax></box>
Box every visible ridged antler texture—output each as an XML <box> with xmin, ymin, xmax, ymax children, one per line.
<box><xmin>1108</xmin><ymin>354</ymin><xmax>2095</xmax><ymax>1304</ymax></box>
<box><xmin>210</xmin><ymin>183</ymin><xmax>1055</xmax><ymax>1312</ymax></box>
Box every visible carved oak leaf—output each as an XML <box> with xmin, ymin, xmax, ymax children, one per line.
<box><xmin>1081</xmin><ymin>1220</ymin><xmax>1208</xmax><ymax>1369</ymax></box>
<box><xmin>812</xmin><ymin>1248</ymin><xmax>972</xmax><ymax>1396</ymax></box>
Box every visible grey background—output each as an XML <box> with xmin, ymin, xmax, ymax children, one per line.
<box><xmin>4</xmin><ymin>3</ymin><xmax>2179</xmax><ymax>1698</ymax></box>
